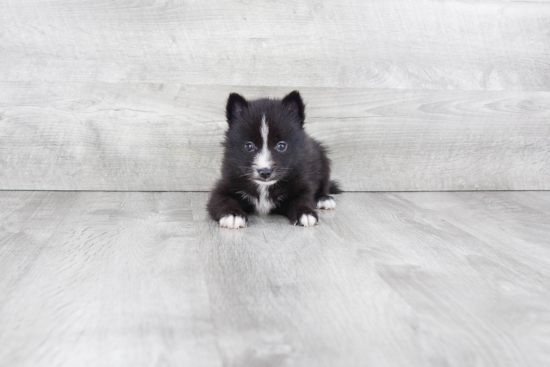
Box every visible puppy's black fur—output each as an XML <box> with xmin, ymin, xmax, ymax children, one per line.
<box><xmin>207</xmin><ymin>91</ymin><xmax>341</xmax><ymax>227</ymax></box>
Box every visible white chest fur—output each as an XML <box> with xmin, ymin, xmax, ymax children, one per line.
<box><xmin>255</xmin><ymin>185</ymin><xmax>275</xmax><ymax>215</ymax></box>
<box><xmin>238</xmin><ymin>186</ymin><xmax>275</xmax><ymax>215</ymax></box>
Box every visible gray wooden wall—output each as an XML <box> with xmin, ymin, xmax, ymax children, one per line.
<box><xmin>1</xmin><ymin>0</ymin><xmax>549</xmax><ymax>191</ymax></box>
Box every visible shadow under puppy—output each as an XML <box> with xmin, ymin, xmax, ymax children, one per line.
<box><xmin>207</xmin><ymin>91</ymin><xmax>341</xmax><ymax>228</ymax></box>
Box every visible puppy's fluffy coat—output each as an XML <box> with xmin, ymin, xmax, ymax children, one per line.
<box><xmin>207</xmin><ymin>91</ymin><xmax>341</xmax><ymax>228</ymax></box>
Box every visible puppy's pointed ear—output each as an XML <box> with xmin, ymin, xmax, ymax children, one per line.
<box><xmin>226</xmin><ymin>93</ymin><xmax>248</xmax><ymax>126</ymax></box>
<box><xmin>282</xmin><ymin>90</ymin><xmax>305</xmax><ymax>125</ymax></box>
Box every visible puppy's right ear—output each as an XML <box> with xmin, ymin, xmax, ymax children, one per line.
<box><xmin>282</xmin><ymin>90</ymin><xmax>305</xmax><ymax>126</ymax></box>
<box><xmin>226</xmin><ymin>93</ymin><xmax>248</xmax><ymax>126</ymax></box>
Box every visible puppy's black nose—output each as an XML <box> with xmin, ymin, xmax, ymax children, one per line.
<box><xmin>257</xmin><ymin>168</ymin><xmax>272</xmax><ymax>179</ymax></box>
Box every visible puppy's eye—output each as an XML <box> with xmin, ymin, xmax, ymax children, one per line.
<box><xmin>276</xmin><ymin>141</ymin><xmax>287</xmax><ymax>152</ymax></box>
<box><xmin>244</xmin><ymin>142</ymin><xmax>256</xmax><ymax>152</ymax></box>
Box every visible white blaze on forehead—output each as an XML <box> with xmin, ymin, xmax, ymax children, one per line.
<box><xmin>260</xmin><ymin>114</ymin><xmax>269</xmax><ymax>145</ymax></box>
<box><xmin>254</xmin><ymin>114</ymin><xmax>273</xmax><ymax>170</ymax></box>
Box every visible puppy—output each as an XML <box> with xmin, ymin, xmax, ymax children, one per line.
<box><xmin>207</xmin><ymin>91</ymin><xmax>341</xmax><ymax>228</ymax></box>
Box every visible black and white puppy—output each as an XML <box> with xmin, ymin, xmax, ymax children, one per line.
<box><xmin>207</xmin><ymin>91</ymin><xmax>341</xmax><ymax>228</ymax></box>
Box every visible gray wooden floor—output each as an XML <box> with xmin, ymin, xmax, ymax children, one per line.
<box><xmin>0</xmin><ymin>191</ymin><xmax>549</xmax><ymax>367</ymax></box>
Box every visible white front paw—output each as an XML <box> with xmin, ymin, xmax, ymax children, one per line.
<box><xmin>219</xmin><ymin>215</ymin><xmax>247</xmax><ymax>229</ymax></box>
<box><xmin>317</xmin><ymin>197</ymin><xmax>336</xmax><ymax>210</ymax></box>
<box><xmin>299</xmin><ymin>214</ymin><xmax>317</xmax><ymax>227</ymax></box>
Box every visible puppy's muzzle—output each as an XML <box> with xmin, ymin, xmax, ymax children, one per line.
<box><xmin>257</xmin><ymin>168</ymin><xmax>272</xmax><ymax>179</ymax></box>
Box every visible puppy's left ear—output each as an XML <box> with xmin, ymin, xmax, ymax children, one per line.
<box><xmin>282</xmin><ymin>90</ymin><xmax>305</xmax><ymax>125</ymax></box>
<box><xmin>226</xmin><ymin>93</ymin><xmax>248</xmax><ymax>126</ymax></box>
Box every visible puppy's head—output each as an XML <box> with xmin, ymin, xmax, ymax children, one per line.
<box><xmin>223</xmin><ymin>91</ymin><xmax>307</xmax><ymax>186</ymax></box>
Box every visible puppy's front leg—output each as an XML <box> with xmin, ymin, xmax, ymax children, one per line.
<box><xmin>207</xmin><ymin>190</ymin><xmax>248</xmax><ymax>229</ymax></box>
<box><xmin>278</xmin><ymin>192</ymin><xmax>318</xmax><ymax>227</ymax></box>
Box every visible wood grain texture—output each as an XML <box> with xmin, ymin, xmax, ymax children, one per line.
<box><xmin>2</xmin><ymin>0</ymin><xmax>550</xmax><ymax>191</ymax></box>
<box><xmin>1</xmin><ymin>83</ymin><xmax>549</xmax><ymax>191</ymax></box>
<box><xmin>2</xmin><ymin>0</ymin><xmax>550</xmax><ymax>90</ymax></box>
<box><xmin>1</xmin><ymin>191</ymin><xmax>549</xmax><ymax>366</ymax></box>
<box><xmin>0</xmin><ymin>192</ymin><xmax>221</xmax><ymax>367</ymax></box>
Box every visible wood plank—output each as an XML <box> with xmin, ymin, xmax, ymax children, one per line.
<box><xmin>1</xmin><ymin>0</ymin><xmax>550</xmax><ymax>90</ymax></box>
<box><xmin>399</xmin><ymin>191</ymin><xmax>550</xmax><ymax>271</ymax></box>
<box><xmin>2</xmin><ymin>0</ymin><xmax>550</xmax><ymax>191</ymax></box>
<box><xmin>1</xmin><ymin>191</ymin><xmax>549</xmax><ymax>366</ymax></box>
<box><xmin>1</xmin><ymin>83</ymin><xmax>549</xmax><ymax>191</ymax></box>
<box><xmin>191</xmin><ymin>191</ymin><xmax>550</xmax><ymax>366</ymax></box>
<box><xmin>193</xmin><ymin>194</ymin><xmax>427</xmax><ymax>366</ymax></box>
<box><xmin>0</xmin><ymin>192</ymin><xmax>221</xmax><ymax>367</ymax></box>
<box><xmin>394</xmin><ymin>191</ymin><xmax>550</xmax><ymax>365</ymax></box>
<box><xmin>0</xmin><ymin>191</ymin><xmax>78</xmax><ymax>311</ymax></box>
<box><xmin>488</xmin><ymin>191</ymin><xmax>550</xmax><ymax>215</ymax></box>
